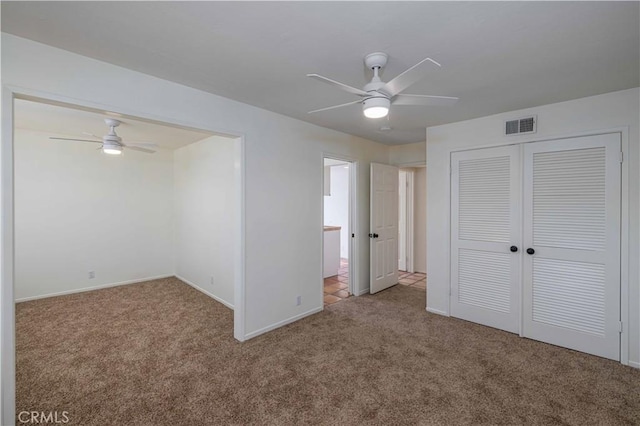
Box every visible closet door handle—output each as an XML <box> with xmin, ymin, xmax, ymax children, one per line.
<box><xmin>510</xmin><ymin>246</ymin><xmax>518</xmax><ymax>253</ymax></box>
<box><xmin>526</xmin><ymin>248</ymin><xmax>535</xmax><ymax>255</ymax></box>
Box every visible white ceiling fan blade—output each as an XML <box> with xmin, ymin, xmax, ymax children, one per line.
<box><xmin>82</xmin><ymin>132</ymin><xmax>102</xmax><ymax>139</ymax></box>
<box><xmin>127</xmin><ymin>142</ymin><xmax>159</xmax><ymax>147</ymax></box>
<box><xmin>124</xmin><ymin>145</ymin><xmax>156</xmax><ymax>154</ymax></box>
<box><xmin>307</xmin><ymin>74</ymin><xmax>368</xmax><ymax>97</ymax></box>
<box><xmin>308</xmin><ymin>100</ymin><xmax>361</xmax><ymax>114</ymax></box>
<box><xmin>382</xmin><ymin>57</ymin><xmax>441</xmax><ymax>97</ymax></box>
<box><xmin>49</xmin><ymin>137</ymin><xmax>102</xmax><ymax>143</ymax></box>
<box><xmin>392</xmin><ymin>94</ymin><xmax>459</xmax><ymax>107</ymax></box>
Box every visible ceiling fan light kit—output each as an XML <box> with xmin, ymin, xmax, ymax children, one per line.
<box><xmin>362</xmin><ymin>96</ymin><xmax>390</xmax><ymax>119</ymax></box>
<box><xmin>102</xmin><ymin>143</ymin><xmax>123</xmax><ymax>155</ymax></box>
<box><xmin>307</xmin><ymin>51</ymin><xmax>459</xmax><ymax>120</ymax></box>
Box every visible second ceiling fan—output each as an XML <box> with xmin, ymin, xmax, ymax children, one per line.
<box><xmin>307</xmin><ymin>52</ymin><xmax>458</xmax><ymax>119</ymax></box>
<box><xmin>49</xmin><ymin>118</ymin><xmax>157</xmax><ymax>155</ymax></box>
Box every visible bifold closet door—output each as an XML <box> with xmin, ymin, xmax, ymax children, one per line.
<box><xmin>522</xmin><ymin>134</ymin><xmax>621</xmax><ymax>360</ymax></box>
<box><xmin>451</xmin><ymin>145</ymin><xmax>521</xmax><ymax>333</ymax></box>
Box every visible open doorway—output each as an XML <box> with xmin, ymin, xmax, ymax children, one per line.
<box><xmin>322</xmin><ymin>157</ymin><xmax>354</xmax><ymax>307</ymax></box>
<box><xmin>13</xmin><ymin>99</ymin><xmax>240</xmax><ymax>306</ymax></box>
<box><xmin>397</xmin><ymin>167</ymin><xmax>427</xmax><ymax>290</ymax></box>
<box><xmin>5</xmin><ymin>95</ymin><xmax>245</xmax><ymax>421</ymax></box>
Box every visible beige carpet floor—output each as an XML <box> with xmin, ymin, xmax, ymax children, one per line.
<box><xmin>16</xmin><ymin>277</ymin><xmax>640</xmax><ymax>425</ymax></box>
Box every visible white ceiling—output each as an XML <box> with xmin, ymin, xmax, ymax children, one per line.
<box><xmin>14</xmin><ymin>99</ymin><xmax>213</xmax><ymax>150</ymax></box>
<box><xmin>2</xmin><ymin>2</ymin><xmax>638</xmax><ymax>145</ymax></box>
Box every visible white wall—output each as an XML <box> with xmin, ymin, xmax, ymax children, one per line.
<box><xmin>174</xmin><ymin>135</ymin><xmax>236</xmax><ymax>308</ymax></box>
<box><xmin>389</xmin><ymin>141</ymin><xmax>426</xmax><ymax>167</ymax></box>
<box><xmin>414</xmin><ymin>167</ymin><xmax>427</xmax><ymax>274</ymax></box>
<box><xmin>1</xmin><ymin>34</ymin><xmax>389</xmax><ymax>343</ymax></box>
<box><xmin>13</xmin><ymin>128</ymin><xmax>237</xmax><ymax>307</ymax></box>
<box><xmin>2</xmin><ymin>37</ymin><xmax>391</xmax><ymax>420</ymax></box>
<box><xmin>323</xmin><ymin>165</ymin><xmax>349</xmax><ymax>259</ymax></box>
<box><xmin>426</xmin><ymin>88</ymin><xmax>640</xmax><ymax>366</ymax></box>
<box><xmin>14</xmin><ymin>129</ymin><xmax>174</xmax><ymax>300</ymax></box>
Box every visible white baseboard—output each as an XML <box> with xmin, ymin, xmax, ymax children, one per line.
<box><xmin>356</xmin><ymin>287</ymin><xmax>369</xmax><ymax>296</ymax></box>
<box><xmin>628</xmin><ymin>361</ymin><xmax>640</xmax><ymax>369</ymax></box>
<box><xmin>175</xmin><ymin>275</ymin><xmax>234</xmax><ymax>310</ymax></box>
<box><xmin>15</xmin><ymin>274</ymin><xmax>174</xmax><ymax>302</ymax></box>
<box><xmin>426</xmin><ymin>306</ymin><xmax>449</xmax><ymax>316</ymax></box>
<box><xmin>243</xmin><ymin>306</ymin><xmax>322</xmax><ymax>340</ymax></box>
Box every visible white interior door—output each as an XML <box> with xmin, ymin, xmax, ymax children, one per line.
<box><xmin>522</xmin><ymin>133</ymin><xmax>621</xmax><ymax>360</ymax></box>
<box><xmin>398</xmin><ymin>170</ymin><xmax>407</xmax><ymax>271</ymax></box>
<box><xmin>451</xmin><ymin>146</ymin><xmax>521</xmax><ymax>333</ymax></box>
<box><xmin>370</xmin><ymin>163</ymin><xmax>399</xmax><ymax>293</ymax></box>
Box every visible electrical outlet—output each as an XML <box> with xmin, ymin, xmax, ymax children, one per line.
<box><xmin>210</xmin><ymin>276</ymin><xmax>214</xmax><ymax>285</ymax></box>
<box><xmin>88</xmin><ymin>271</ymin><xmax>95</xmax><ymax>279</ymax></box>
<box><xmin>296</xmin><ymin>296</ymin><xmax>302</xmax><ymax>306</ymax></box>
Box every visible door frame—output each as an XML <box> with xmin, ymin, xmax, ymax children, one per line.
<box><xmin>1</xmin><ymin>86</ymin><xmax>247</xmax><ymax>423</ymax></box>
<box><xmin>395</xmin><ymin>160</ymin><xmax>426</xmax><ymax>274</ymax></box>
<box><xmin>321</xmin><ymin>153</ymin><xmax>358</xmax><ymax>301</ymax></box>
<box><xmin>399</xmin><ymin>170</ymin><xmax>407</xmax><ymax>272</ymax></box>
<box><xmin>398</xmin><ymin>168</ymin><xmax>415</xmax><ymax>273</ymax></box>
<box><xmin>446</xmin><ymin>126</ymin><xmax>631</xmax><ymax>366</ymax></box>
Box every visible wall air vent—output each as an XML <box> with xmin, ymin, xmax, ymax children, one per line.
<box><xmin>505</xmin><ymin>115</ymin><xmax>537</xmax><ymax>136</ymax></box>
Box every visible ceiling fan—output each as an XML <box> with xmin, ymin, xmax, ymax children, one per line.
<box><xmin>49</xmin><ymin>118</ymin><xmax>157</xmax><ymax>155</ymax></box>
<box><xmin>307</xmin><ymin>52</ymin><xmax>458</xmax><ymax>118</ymax></box>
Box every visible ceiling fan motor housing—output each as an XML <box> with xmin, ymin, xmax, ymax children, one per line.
<box><xmin>364</xmin><ymin>80</ymin><xmax>389</xmax><ymax>98</ymax></box>
<box><xmin>103</xmin><ymin>134</ymin><xmax>122</xmax><ymax>144</ymax></box>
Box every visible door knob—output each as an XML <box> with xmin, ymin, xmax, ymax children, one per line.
<box><xmin>510</xmin><ymin>246</ymin><xmax>518</xmax><ymax>252</ymax></box>
<box><xmin>373</xmin><ymin>233</ymin><xmax>379</xmax><ymax>238</ymax></box>
<box><xmin>526</xmin><ymin>248</ymin><xmax>535</xmax><ymax>255</ymax></box>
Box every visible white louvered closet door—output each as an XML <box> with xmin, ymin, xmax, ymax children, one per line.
<box><xmin>451</xmin><ymin>146</ymin><xmax>521</xmax><ymax>333</ymax></box>
<box><xmin>522</xmin><ymin>134</ymin><xmax>621</xmax><ymax>360</ymax></box>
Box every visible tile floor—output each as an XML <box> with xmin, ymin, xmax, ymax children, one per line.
<box><xmin>398</xmin><ymin>271</ymin><xmax>427</xmax><ymax>289</ymax></box>
<box><xmin>323</xmin><ymin>258</ymin><xmax>350</xmax><ymax>307</ymax></box>
<box><xmin>324</xmin><ymin>259</ymin><xmax>426</xmax><ymax>307</ymax></box>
